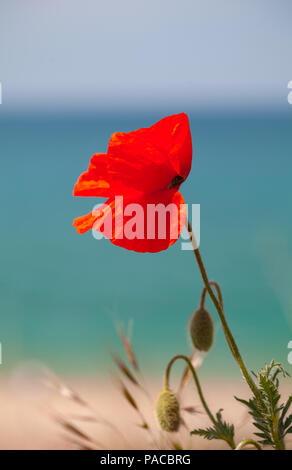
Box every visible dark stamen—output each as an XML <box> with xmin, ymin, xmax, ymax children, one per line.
<box><xmin>168</xmin><ymin>174</ymin><xmax>184</xmax><ymax>189</ymax></box>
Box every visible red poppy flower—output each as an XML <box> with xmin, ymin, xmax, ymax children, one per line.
<box><xmin>73</xmin><ymin>113</ymin><xmax>192</xmax><ymax>253</ymax></box>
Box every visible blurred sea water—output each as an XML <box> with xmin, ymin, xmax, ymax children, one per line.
<box><xmin>0</xmin><ymin>111</ymin><xmax>292</xmax><ymax>378</ymax></box>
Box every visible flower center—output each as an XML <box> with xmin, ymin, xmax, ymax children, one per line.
<box><xmin>168</xmin><ymin>174</ymin><xmax>184</xmax><ymax>189</ymax></box>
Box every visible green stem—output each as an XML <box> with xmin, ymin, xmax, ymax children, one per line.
<box><xmin>200</xmin><ymin>281</ymin><xmax>224</xmax><ymax>310</ymax></box>
<box><xmin>272</xmin><ymin>413</ymin><xmax>285</xmax><ymax>450</ymax></box>
<box><xmin>164</xmin><ymin>354</ymin><xmax>235</xmax><ymax>449</ymax></box>
<box><xmin>235</xmin><ymin>439</ymin><xmax>262</xmax><ymax>451</ymax></box>
<box><xmin>186</xmin><ymin>219</ymin><xmax>286</xmax><ymax>450</ymax></box>
<box><xmin>186</xmin><ymin>220</ymin><xmax>263</xmax><ymax>405</ymax></box>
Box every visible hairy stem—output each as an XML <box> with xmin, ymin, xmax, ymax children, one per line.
<box><xmin>164</xmin><ymin>354</ymin><xmax>235</xmax><ymax>449</ymax></box>
<box><xmin>272</xmin><ymin>413</ymin><xmax>285</xmax><ymax>450</ymax></box>
<box><xmin>186</xmin><ymin>219</ymin><xmax>262</xmax><ymax>404</ymax></box>
<box><xmin>235</xmin><ymin>439</ymin><xmax>262</xmax><ymax>451</ymax></box>
<box><xmin>186</xmin><ymin>219</ymin><xmax>287</xmax><ymax>450</ymax></box>
<box><xmin>200</xmin><ymin>281</ymin><xmax>224</xmax><ymax>310</ymax></box>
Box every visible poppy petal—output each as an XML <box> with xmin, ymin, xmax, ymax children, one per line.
<box><xmin>73</xmin><ymin>153</ymin><xmax>139</xmax><ymax>198</ymax></box>
<box><xmin>73</xmin><ymin>114</ymin><xmax>192</xmax><ymax>198</ymax></box>
<box><xmin>106</xmin><ymin>135</ymin><xmax>176</xmax><ymax>194</ymax></box>
<box><xmin>73</xmin><ymin>153</ymin><xmax>151</xmax><ymax>198</ymax></box>
<box><xmin>108</xmin><ymin>113</ymin><xmax>192</xmax><ymax>188</ymax></box>
<box><xmin>148</xmin><ymin>113</ymin><xmax>192</xmax><ymax>180</ymax></box>
<box><xmin>73</xmin><ymin>211</ymin><xmax>100</xmax><ymax>234</ymax></box>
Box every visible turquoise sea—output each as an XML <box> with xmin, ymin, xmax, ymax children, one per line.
<box><xmin>0</xmin><ymin>111</ymin><xmax>292</xmax><ymax>378</ymax></box>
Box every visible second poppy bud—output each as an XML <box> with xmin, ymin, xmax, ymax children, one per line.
<box><xmin>156</xmin><ymin>389</ymin><xmax>180</xmax><ymax>433</ymax></box>
<box><xmin>189</xmin><ymin>307</ymin><xmax>214</xmax><ymax>352</ymax></box>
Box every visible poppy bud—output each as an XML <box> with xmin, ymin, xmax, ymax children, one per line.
<box><xmin>189</xmin><ymin>307</ymin><xmax>214</xmax><ymax>352</ymax></box>
<box><xmin>156</xmin><ymin>389</ymin><xmax>180</xmax><ymax>432</ymax></box>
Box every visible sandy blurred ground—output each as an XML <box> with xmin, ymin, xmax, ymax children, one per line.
<box><xmin>0</xmin><ymin>374</ymin><xmax>291</xmax><ymax>450</ymax></box>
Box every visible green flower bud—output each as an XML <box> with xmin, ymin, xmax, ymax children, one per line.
<box><xmin>189</xmin><ymin>307</ymin><xmax>214</xmax><ymax>352</ymax></box>
<box><xmin>156</xmin><ymin>389</ymin><xmax>180</xmax><ymax>432</ymax></box>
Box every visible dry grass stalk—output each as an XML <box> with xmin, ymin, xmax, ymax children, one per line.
<box><xmin>116</xmin><ymin>323</ymin><xmax>140</xmax><ymax>372</ymax></box>
<box><xmin>112</xmin><ymin>354</ymin><xmax>139</xmax><ymax>386</ymax></box>
<box><xmin>54</xmin><ymin>414</ymin><xmax>103</xmax><ymax>449</ymax></box>
<box><xmin>49</xmin><ymin>329</ymin><xmax>203</xmax><ymax>450</ymax></box>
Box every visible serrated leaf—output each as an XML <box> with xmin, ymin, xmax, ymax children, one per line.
<box><xmin>236</xmin><ymin>360</ymin><xmax>290</xmax><ymax>449</ymax></box>
<box><xmin>253</xmin><ymin>422</ymin><xmax>270</xmax><ymax>433</ymax></box>
<box><xmin>191</xmin><ymin>427</ymin><xmax>219</xmax><ymax>441</ymax></box>
<box><xmin>190</xmin><ymin>409</ymin><xmax>234</xmax><ymax>448</ymax></box>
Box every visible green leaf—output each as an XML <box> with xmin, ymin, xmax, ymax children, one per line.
<box><xmin>190</xmin><ymin>409</ymin><xmax>235</xmax><ymax>448</ymax></box>
<box><xmin>235</xmin><ymin>360</ymin><xmax>290</xmax><ymax>449</ymax></box>
<box><xmin>191</xmin><ymin>427</ymin><xmax>220</xmax><ymax>441</ymax></box>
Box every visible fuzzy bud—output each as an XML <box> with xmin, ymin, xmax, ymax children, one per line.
<box><xmin>156</xmin><ymin>389</ymin><xmax>180</xmax><ymax>432</ymax></box>
<box><xmin>189</xmin><ymin>307</ymin><xmax>214</xmax><ymax>352</ymax></box>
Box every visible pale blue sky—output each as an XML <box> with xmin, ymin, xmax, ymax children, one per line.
<box><xmin>0</xmin><ymin>0</ymin><xmax>291</xmax><ymax>112</ymax></box>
